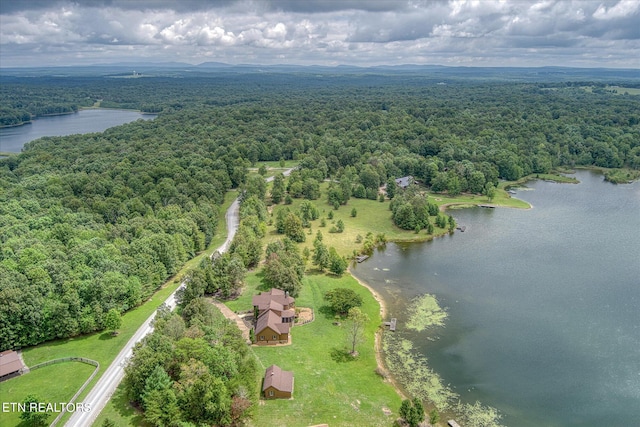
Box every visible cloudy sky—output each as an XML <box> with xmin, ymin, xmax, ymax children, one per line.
<box><xmin>1</xmin><ymin>0</ymin><xmax>639</xmax><ymax>68</ymax></box>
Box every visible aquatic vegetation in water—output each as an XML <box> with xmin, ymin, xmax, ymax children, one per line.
<box><xmin>405</xmin><ymin>293</ymin><xmax>447</xmax><ymax>332</ymax></box>
<box><xmin>383</xmin><ymin>293</ymin><xmax>503</xmax><ymax>426</ymax></box>
<box><xmin>383</xmin><ymin>334</ymin><xmax>504</xmax><ymax>426</ymax></box>
<box><xmin>383</xmin><ymin>333</ymin><xmax>455</xmax><ymax>411</ymax></box>
<box><xmin>455</xmin><ymin>401</ymin><xmax>504</xmax><ymax>427</ymax></box>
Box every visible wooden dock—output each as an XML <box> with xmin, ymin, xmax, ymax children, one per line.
<box><xmin>355</xmin><ymin>255</ymin><xmax>369</xmax><ymax>263</ymax></box>
<box><xmin>479</xmin><ymin>204</ymin><xmax>495</xmax><ymax>209</ymax></box>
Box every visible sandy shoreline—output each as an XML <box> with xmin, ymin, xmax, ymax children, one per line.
<box><xmin>348</xmin><ymin>267</ymin><xmax>408</xmax><ymax>400</ymax></box>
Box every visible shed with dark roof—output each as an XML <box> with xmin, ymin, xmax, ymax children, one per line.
<box><xmin>262</xmin><ymin>365</ymin><xmax>294</xmax><ymax>399</ymax></box>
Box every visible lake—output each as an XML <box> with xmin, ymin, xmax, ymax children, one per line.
<box><xmin>352</xmin><ymin>171</ymin><xmax>640</xmax><ymax>426</ymax></box>
<box><xmin>0</xmin><ymin>109</ymin><xmax>156</xmax><ymax>153</ymax></box>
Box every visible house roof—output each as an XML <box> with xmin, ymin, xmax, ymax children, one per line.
<box><xmin>256</xmin><ymin>310</ymin><xmax>291</xmax><ymax>335</ymax></box>
<box><xmin>395</xmin><ymin>176</ymin><xmax>414</xmax><ymax>188</ymax></box>
<box><xmin>262</xmin><ymin>364</ymin><xmax>294</xmax><ymax>393</ymax></box>
<box><xmin>252</xmin><ymin>288</ymin><xmax>295</xmax><ymax>311</ymax></box>
<box><xmin>281</xmin><ymin>309</ymin><xmax>295</xmax><ymax>319</ymax></box>
<box><xmin>0</xmin><ymin>350</ymin><xmax>25</xmax><ymax>377</ymax></box>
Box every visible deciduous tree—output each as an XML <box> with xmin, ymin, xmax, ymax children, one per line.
<box><xmin>346</xmin><ymin>307</ymin><xmax>369</xmax><ymax>356</ymax></box>
<box><xmin>325</xmin><ymin>288</ymin><xmax>363</xmax><ymax>315</ymax></box>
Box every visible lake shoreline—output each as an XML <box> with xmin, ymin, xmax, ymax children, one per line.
<box><xmin>348</xmin><ymin>267</ymin><xmax>409</xmax><ymax>401</ymax></box>
<box><xmin>352</xmin><ymin>171</ymin><xmax>640</xmax><ymax>426</ymax></box>
<box><xmin>0</xmin><ymin>109</ymin><xmax>156</xmax><ymax>152</ymax></box>
<box><xmin>0</xmin><ymin>107</ymin><xmax>155</xmax><ymax>129</ymax></box>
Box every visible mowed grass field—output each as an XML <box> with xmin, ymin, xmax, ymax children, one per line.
<box><xmin>0</xmin><ymin>362</ymin><xmax>96</xmax><ymax>426</ymax></box>
<box><xmin>236</xmin><ymin>272</ymin><xmax>402</xmax><ymax>427</ymax></box>
<box><xmin>0</xmin><ymin>192</ymin><xmax>237</xmax><ymax>427</ymax></box>
<box><xmin>264</xmin><ymin>180</ymin><xmax>530</xmax><ymax>258</ymax></box>
<box><xmin>607</xmin><ymin>86</ymin><xmax>640</xmax><ymax>95</ymax></box>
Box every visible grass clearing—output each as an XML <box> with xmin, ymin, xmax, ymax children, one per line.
<box><xmin>265</xmin><ymin>182</ymin><xmax>530</xmax><ymax>258</ymax></box>
<box><xmin>237</xmin><ymin>271</ymin><xmax>402</xmax><ymax>427</ymax></box>
<box><xmin>93</xmin><ymin>383</ymin><xmax>150</xmax><ymax>427</ymax></box>
<box><xmin>0</xmin><ymin>192</ymin><xmax>236</xmax><ymax>426</ymax></box>
<box><xmin>247</xmin><ymin>161</ymin><xmax>299</xmax><ymax>179</ymax></box>
<box><xmin>255</xmin><ymin>160</ymin><xmax>299</xmax><ymax>169</ymax></box>
<box><xmin>0</xmin><ymin>362</ymin><xmax>96</xmax><ymax>427</ymax></box>
<box><xmin>606</xmin><ymin>86</ymin><xmax>640</xmax><ymax>95</ymax></box>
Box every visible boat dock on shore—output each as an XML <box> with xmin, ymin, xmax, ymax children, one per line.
<box><xmin>383</xmin><ymin>318</ymin><xmax>397</xmax><ymax>331</ymax></box>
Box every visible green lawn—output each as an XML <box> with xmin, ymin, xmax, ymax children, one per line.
<box><xmin>240</xmin><ymin>272</ymin><xmax>402</xmax><ymax>427</ymax></box>
<box><xmin>0</xmin><ymin>192</ymin><xmax>237</xmax><ymax>426</ymax></box>
<box><xmin>93</xmin><ymin>383</ymin><xmax>150</xmax><ymax>427</ymax></box>
<box><xmin>265</xmin><ymin>182</ymin><xmax>530</xmax><ymax>258</ymax></box>
<box><xmin>607</xmin><ymin>86</ymin><xmax>640</xmax><ymax>95</ymax></box>
<box><xmin>255</xmin><ymin>160</ymin><xmax>299</xmax><ymax>169</ymax></box>
<box><xmin>247</xmin><ymin>161</ymin><xmax>299</xmax><ymax>179</ymax></box>
<box><xmin>0</xmin><ymin>362</ymin><xmax>96</xmax><ymax>427</ymax></box>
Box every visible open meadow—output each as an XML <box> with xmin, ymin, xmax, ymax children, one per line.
<box><xmin>233</xmin><ymin>272</ymin><xmax>402</xmax><ymax>427</ymax></box>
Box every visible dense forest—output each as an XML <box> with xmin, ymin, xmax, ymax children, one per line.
<box><xmin>123</xmin><ymin>301</ymin><xmax>258</xmax><ymax>426</ymax></box>
<box><xmin>1</xmin><ymin>72</ymin><xmax>639</xmax><ymax>350</ymax></box>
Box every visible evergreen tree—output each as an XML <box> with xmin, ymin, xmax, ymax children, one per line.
<box><xmin>386</xmin><ymin>177</ymin><xmax>397</xmax><ymax>199</ymax></box>
<box><xmin>328</xmin><ymin>247</ymin><xmax>348</xmax><ymax>275</ymax></box>
<box><xmin>313</xmin><ymin>240</ymin><xmax>330</xmax><ymax>272</ymax></box>
<box><xmin>104</xmin><ymin>308</ymin><xmax>122</xmax><ymax>334</ymax></box>
<box><xmin>270</xmin><ymin>173</ymin><xmax>285</xmax><ymax>204</ymax></box>
<box><xmin>284</xmin><ymin>212</ymin><xmax>306</xmax><ymax>242</ymax></box>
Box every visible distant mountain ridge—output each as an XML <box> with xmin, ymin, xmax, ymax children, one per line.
<box><xmin>1</xmin><ymin>61</ymin><xmax>638</xmax><ymax>82</ymax></box>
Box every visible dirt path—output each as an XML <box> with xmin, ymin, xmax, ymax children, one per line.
<box><xmin>212</xmin><ymin>301</ymin><xmax>252</xmax><ymax>344</ymax></box>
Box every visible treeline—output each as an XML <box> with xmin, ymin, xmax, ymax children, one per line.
<box><xmin>2</xmin><ymin>74</ymin><xmax>639</xmax><ymax>350</ymax></box>
<box><xmin>0</xmin><ymin>78</ymin><xmax>95</xmax><ymax>126</ymax></box>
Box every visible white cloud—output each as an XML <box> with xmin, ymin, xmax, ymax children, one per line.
<box><xmin>593</xmin><ymin>0</ymin><xmax>640</xmax><ymax>20</ymax></box>
<box><xmin>264</xmin><ymin>22</ymin><xmax>287</xmax><ymax>40</ymax></box>
<box><xmin>0</xmin><ymin>0</ymin><xmax>638</xmax><ymax>68</ymax></box>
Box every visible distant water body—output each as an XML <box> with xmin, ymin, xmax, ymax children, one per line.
<box><xmin>0</xmin><ymin>109</ymin><xmax>155</xmax><ymax>153</ymax></box>
<box><xmin>352</xmin><ymin>171</ymin><xmax>640</xmax><ymax>426</ymax></box>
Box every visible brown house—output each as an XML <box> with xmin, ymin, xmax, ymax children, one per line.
<box><xmin>255</xmin><ymin>310</ymin><xmax>291</xmax><ymax>345</ymax></box>
<box><xmin>262</xmin><ymin>364</ymin><xmax>294</xmax><ymax>399</ymax></box>
<box><xmin>252</xmin><ymin>288</ymin><xmax>295</xmax><ymax>320</ymax></box>
<box><xmin>252</xmin><ymin>288</ymin><xmax>295</xmax><ymax>345</ymax></box>
<box><xmin>0</xmin><ymin>350</ymin><xmax>25</xmax><ymax>382</ymax></box>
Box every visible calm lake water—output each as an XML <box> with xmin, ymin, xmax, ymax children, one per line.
<box><xmin>0</xmin><ymin>109</ymin><xmax>155</xmax><ymax>153</ymax></box>
<box><xmin>352</xmin><ymin>171</ymin><xmax>640</xmax><ymax>426</ymax></box>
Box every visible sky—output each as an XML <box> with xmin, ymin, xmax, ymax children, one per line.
<box><xmin>1</xmin><ymin>0</ymin><xmax>639</xmax><ymax>69</ymax></box>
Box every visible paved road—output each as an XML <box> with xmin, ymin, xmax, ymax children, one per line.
<box><xmin>65</xmin><ymin>199</ymin><xmax>241</xmax><ymax>427</ymax></box>
<box><xmin>66</xmin><ymin>168</ymin><xmax>294</xmax><ymax>427</ymax></box>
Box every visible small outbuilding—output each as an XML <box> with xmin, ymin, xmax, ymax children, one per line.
<box><xmin>0</xmin><ymin>350</ymin><xmax>26</xmax><ymax>382</ymax></box>
<box><xmin>262</xmin><ymin>364</ymin><xmax>294</xmax><ymax>399</ymax></box>
<box><xmin>395</xmin><ymin>176</ymin><xmax>414</xmax><ymax>189</ymax></box>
